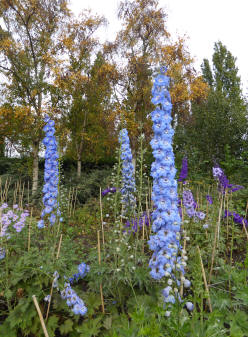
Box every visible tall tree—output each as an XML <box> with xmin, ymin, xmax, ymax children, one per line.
<box><xmin>53</xmin><ymin>12</ymin><xmax>118</xmax><ymax>177</ymax></box>
<box><xmin>115</xmin><ymin>0</ymin><xmax>208</xmax><ymax>166</ymax></box>
<box><xmin>187</xmin><ymin>41</ymin><xmax>247</xmax><ymax>168</ymax></box>
<box><xmin>0</xmin><ymin>0</ymin><xmax>69</xmax><ymax>194</ymax></box>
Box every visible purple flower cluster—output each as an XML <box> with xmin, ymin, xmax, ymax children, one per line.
<box><xmin>182</xmin><ymin>190</ymin><xmax>205</xmax><ymax>220</ymax></box>
<box><xmin>38</xmin><ymin>116</ymin><xmax>59</xmax><ymax>228</ymax></box>
<box><xmin>178</xmin><ymin>157</ymin><xmax>188</xmax><ymax>183</ymax></box>
<box><xmin>0</xmin><ymin>203</ymin><xmax>29</xmax><ymax>238</ymax></box>
<box><xmin>125</xmin><ymin>212</ymin><xmax>151</xmax><ymax>233</ymax></box>
<box><xmin>224</xmin><ymin>210</ymin><xmax>248</xmax><ymax>227</ymax></box>
<box><xmin>102</xmin><ymin>187</ymin><xmax>117</xmax><ymax>197</ymax></box>
<box><xmin>213</xmin><ymin>165</ymin><xmax>243</xmax><ymax>194</ymax></box>
<box><xmin>118</xmin><ymin>128</ymin><xmax>136</xmax><ymax>213</ymax></box>
<box><xmin>148</xmin><ymin>67</ymin><xmax>185</xmax><ymax>288</ymax></box>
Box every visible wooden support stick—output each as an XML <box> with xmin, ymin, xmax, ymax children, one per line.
<box><xmin>32</xmin><ymin>295</ymin><xmax>50</xmax><ymax>337</ymax></box>
<box><xmin>72</xmin><ymin>188</ymin><xmax>78</xmax><ymax>216</ymax></box>
<box><xmin>45</xmin><ymin>234</ymin><xmax>63</xmax><ymax>321</ymax></box>
<box><xmin>28</xmin><ymin>208</ymin><xmax>33</xmax><ymax>251</ymax></box>
<box><xmin>197</xmin><ymin>246</ymin><xmax>212</xmax><ymax>313</ymax></box>
<box><xmin>99</xmin><ymin>187</ymin><xmax>105</xmax><ymax>245</ymax></box>
<box><xmin>97</xmin><ymin>230</ymin><xmax>105</xmax><ymax>313</ymax></box>
<box><xmin>209</xmin><ymin>195</ymin><xmax>223</xmax><ymax>284</ymax></box>
<box><xmin>242</xmin><ymin>220</ymin><xmax>248</xmax><ymax>241</ymax></box>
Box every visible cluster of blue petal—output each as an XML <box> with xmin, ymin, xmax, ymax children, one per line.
<box><xmin>38</xmin><ymin>116</ymin><xmax>60</xmax><ymax>228</ymax></box>
<box><xmin>148</xmin><ymin>67</ymin><xmax>184</xmax><ymax>282</ymax></box>
<box><xmin>69</xmin><ymin>262</ymin><xmax>90</xmax><ymax>284</ymax></box>
<box><xmin>46</xmin><ymin>263</ymin><xmax>90</xmax><ymax>316</ymax></box>
<box><xmin>118</xmin><ymin>128</ymin><xmax>136</xmax><ymax>212</ymax></box>
<box><xmin>60</xmin><ymin>282</ymin><xmax>87</xmax><ymax>316</ymax></box>
<box><xmin>182</xmin><ymin>190</ymin><xmax>205</xmax><ymax>220</ymax></box>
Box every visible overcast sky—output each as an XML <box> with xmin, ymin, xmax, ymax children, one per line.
<box><xmin>70</xmin><ymin>0</ymin><xmax>248</xmax><ymax>94</ymax></box>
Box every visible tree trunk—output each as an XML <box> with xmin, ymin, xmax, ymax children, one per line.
<box><xmin>77</xmin><ymin>159</ymin><xmax>82</xmax><ymax>179</ymax></box>
<box><xmin>76</xmin><ymin>139</ymin><xmax>83</xmax><ymax>179</ymax></box>
<box><xmin>32</xmin><ymin>141</ymin><xmax>39</xmax><ymax>196</ymax></box>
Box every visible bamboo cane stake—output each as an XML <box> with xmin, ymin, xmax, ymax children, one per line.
<box><xmin>209</xmin><ymin>195</ymin><xmax>223</xmax><ymax>284</ymax></box>
<box><xmin>67</xmin><ymin>187</ymin><xmax>72</xmax><ymax>213</ymax></box>
<box><xmin>20</xmin><ymin>182</ymin><xmax>25</xmax><ymax>210</ymax></box>
<box><xmin>99</xmin><ymin>187</ymin><xmax>105</xmax><ymax>245</ymax></box>
<box><xmin>97</xmin><ymin>230</ymin><xmax>105</xmax><ymax>313</ymax></box>
<box><xmin>72</xmin><ymin>187</ymin><xmax>78</xmax><ymax>216</ymax></box>
<box><xmin>226</xmin><ymin>193</ymin><xmax>229</xmax><ymax>240</ymax></box>
<box><xmin>32</xmin><ymin>295</ymin><xmax>50</xmax><ymax>337</ymax></box>
<box><xmin>197</xmin><ymin>246</ymin><xmax>212</xmax><ymax>312</ymax></box>
<box><xmin>242</xmin><ymin>220</ymin><xmax>248</xmax><ymax>241</ymax></box>
<box><xmin>13</xmin><ymin>182</ymin><xmax>17</xmax><ymax>207</ymax></box>
<box><xmin>45</xmin><ymin>234</ymin><xmax>63</xmax><ymax>321</ymax></box>
<box><xmin>28</xmin><ymin>208</ymin><xmax>33</xmax><ymax>251</ymax></box>
<box><xmin>27</xmin><ymin>180</ymin><xmax>30</xmax><ymax>206</ymax></box>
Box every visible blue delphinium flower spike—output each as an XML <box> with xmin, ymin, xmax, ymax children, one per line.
<box><xmin>148</xmin><ymin>67</ymin><xmax>185</xmax><ymax>293</ymax></box>
<box><xmin>118</xmin><ymin>128</ymin><xmax>136</xmax><ymax>214</ymax></box>
<box><xmin>38</xmin><ymin>115</ymin><xmax>59</xmax><ymax>227</ymax></box>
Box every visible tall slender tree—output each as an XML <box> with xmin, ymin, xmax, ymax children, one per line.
<box><xmin>0</xmin><ymin>0</ymin><xmax>69</xmax><ymax>194</ymax></box>
<box><xmin>188</xmin><ymin>41</ymin><xmax>247</xmax><ymax>167</ymax></box>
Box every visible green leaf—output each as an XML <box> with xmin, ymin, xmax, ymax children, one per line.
<box><xmin>46</xmin><ymin>315</ymin><xmax>59</xmax><ymax>336</ymax></box>
<box><xmin>103</xmin><ymin>316</ymin><xmax>112</xmax><ymax>330</ymax></box>
<box><xmin>59</xmin><ymin>319</ymin><xmax>74</xmax><ymax>335</ymax></box>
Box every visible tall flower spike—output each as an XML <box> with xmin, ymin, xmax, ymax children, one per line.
<box><xmin>38</xmin><ymin>116</ymin><xmax>59</xmax><ymax>228</ymax></box>
<box><xmin>148</xmin><ymin>67</ymin><xmax>184</xmax><ymax>288</ymax></box>
<box><xmin>118</xmin><ymin>128</ymin><xmax>136</xmax><ymax>214</ymax></box>
<box><xmin>178</xmin><ymin>157</ymin><xmax>188</xmax><ymax>183</ymax></box>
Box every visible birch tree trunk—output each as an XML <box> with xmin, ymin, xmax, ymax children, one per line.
<box><xmin>76</xmin><ymin>138</ymin><xmax>83</xmax><ymax>179</ymax></box>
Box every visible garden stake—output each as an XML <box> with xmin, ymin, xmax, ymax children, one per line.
<box><xmin>28</xmin><ymin>208</ymin><xmax>33</xmax><ymax>251</ymax></box>
<box><xmin>209</xmin><ymin>194</ymin><xmax>223</xmax><ymax>284</ymax></box>
<box><xmin>99</xmin><ymin>187</ymin><xmax>105</xmax><ymax>245</ymax></box>
<box><xmin>20</xmin><ymin>182</ymin><xmax>25</xmax><ymax>210</ymax></box>
<box><xmin>72</xmin><ymin>187</ymin><xmax>78</xmax><ymax>216</ymax></box>
<box><xmin>13</xmin><ymin>182</ymin><xmax>17</xmax><ymax>207</ymax></box>
<box><xmin>32</xmin><ymin>295</ymin><xmax>50</xmax><ymax>337</ymax></box>
<box><xmin>142</xmin><ymin>216</ymin><xmax>145</xmax><ymax>253</ymax></box>
<box><xmin>45</xmin><ymin>234</ymin><xmax>63</xmax><ymax>321</ymax></box>
<box><xmin>97</xmin><ymin>230</ymin><xmax>105</xmax><ymax>313</ymax></box>
<box><xmin>226</xmin><ymin>193</ymin><xmax>229</xmax><ymax>240</ymax></box>
<box><xmin>27</xmin><ymin>180</ymin><xmax>30</xmax><ymax>206</ymax></box>
<box><xmin>197</xmin><ymin>246</ymin><xmax>212</xmax><ymax>312</ymax></box>
<box><xmin>68</xmin><ymin>187</ymin><xmax>71</xmax><ymax>213</ymax></box>
<box><xmin>242</xmin><ymin>220</ymin><xmax>248</xmax><ymax>241</ymax></box>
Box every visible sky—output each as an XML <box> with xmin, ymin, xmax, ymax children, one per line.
<box><xmin>70</xmin><ymin>0</ymin><xmax>248</xmax><ymax>93</ymax></box>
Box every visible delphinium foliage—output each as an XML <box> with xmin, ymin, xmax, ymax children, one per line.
<box><xmin>38</xmin><ymin>115</ymin><xmax>60</xmax><ymax>229</ymax></box>
<box><xmin>118</xmin><ymin>128</ymin><xmax>136</xmax><ymax>216</ymax></box>
<box><xmin>148</xmin><ymin>67</ymin><xmax>191</xmax><ymax>309</ymax></box>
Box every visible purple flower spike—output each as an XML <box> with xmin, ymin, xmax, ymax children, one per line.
<box><xmin>206</xmin><ymin>195</ymin><xmax>213</xmax><ymax>204</ymax></box>
<box><xmin>178</xmin><ymin>157</ymin><xmax>188</xmax><ymax>183</ymax></box>
<box><xmin>213</xmin><ymin>164</ymin><xmax>244</xmax><ymax>194</ymax></box>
